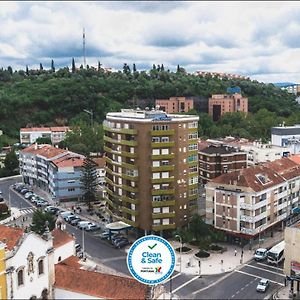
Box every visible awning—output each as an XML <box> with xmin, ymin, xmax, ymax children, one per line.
<box><xmin>105</xmin><ymin>221</ymin><xmax>132</xmax><ymax>231</ymax></box>
<box><xmin>292</xmin><ymin>207</ymin><xmax>300</xmax><ymax>214</ymax></box>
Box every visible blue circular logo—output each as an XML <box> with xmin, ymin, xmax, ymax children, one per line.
<box><xmin>127</xmin><ymin>235</ymin><xmax>176</xmax><ymax>285</ymax></box>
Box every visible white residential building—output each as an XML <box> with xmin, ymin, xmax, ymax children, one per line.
<box><xmin>20</xmin><ymin>127</ymin><xmax>71</xmax><ymax>145</ymax></box>
<box><xmin>272</xmin><ymin>125</ymin><xmax>300</xmax><ymax>154</ymax></box>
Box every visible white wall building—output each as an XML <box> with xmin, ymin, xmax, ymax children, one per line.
<box><xmin>20</xmin><ymin>127</ymin><xmax>71</xmax><ymax>145</ymax></box>
<box><xmin>272</xmin><ymin>125</ymin><xmax>300</xmax><ymax>154</ymax></box>
<box><xmin>240</xmin><ymin>141</ymin><xmax>290</xmax><ymax>166</ymax></box>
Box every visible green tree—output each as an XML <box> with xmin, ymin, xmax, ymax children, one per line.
<box><xmin>30</xmin><ymin>210</ymin><xmax>56</xmax><ymax>235</ymax></box>
<box><xmin>80</xmin><ymin>156</ymin><xmax>97</xmax><ymax>210</ymax></box>
<box><xmin>51</xmin><ymin>59</ymin><xmax>55</xmax><ymax>73</ymax></box>
<box><xmin>35</xmin><ymin>137</ymin><xmax>52</xmax><ymax>144</ymax></box>
<box><xmin>3</xmin><ymin>151</ymin><xmax>19</xmax><ymax>175</ymax></box>
<box><xmin>189</xmin><ymin>214</ymin><xmax>210</xmax><ymax>241</ymax></box>
<box><xmin>7</xmin><ymin>66</ymin><xmax>13</xmax><ymax>75</ymax></box>
<box><xmin>72</xmin><ymin>58</ymin><xmax>76</xmax><ymax>73</ymax></box>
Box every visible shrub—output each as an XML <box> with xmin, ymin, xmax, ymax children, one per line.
<box><xmin>210</xmin><ymin>244</ymin><xmax>223</xmax><ymax>251</ymax></box>
<box><xmin>195</xmin><ymin>250</ymin><xmax>210</xmax><ymax>258</ymax></box>
<box><xmin>175</xmin><ymin>246</ymin><xmax>191</xmax><ymax>253</ymax></box>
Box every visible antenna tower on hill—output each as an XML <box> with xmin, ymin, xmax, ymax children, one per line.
<box><xmin>83</xmin><ymin>27</ymin><xmax>86</xmax><ymax>68</ymax></box>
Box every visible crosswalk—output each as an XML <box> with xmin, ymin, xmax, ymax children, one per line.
<box><xmin>19</xmin><ymin>207</ymin><xmax>36</xmax><ymax>215</ymax></box>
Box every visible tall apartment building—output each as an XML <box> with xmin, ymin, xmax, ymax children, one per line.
<box><xmin>20</xmin><ymin>126</ymin><xmax>71</xmax><ymax>145</ymax></box>
<box><xmin>208</xmin><ymin>93</ymin><xmax>248</xmax><ymax>121</ymax></box>
<box><xmin>206</xmin><ymin>156</ymin><xmax>300</xmax><ymax>243</ymax></box>
<box><xmin>155</xmin><ymin>97</ymin><xmax>194</xmax><ymax>114</ymax></box>
<box><xmin>103</xmin><ymin>109</ymin><xmax>199</xmax><ymax>234</ymax></box>
<box><xmin>198</xmin><ymin>144</ymin><xmax>247</xmax><ymax>183</ymax></box>
<box><xmin>19</xmin><ymin>144</ymin><xmax>85</xmax><ymax>201</ymax></box>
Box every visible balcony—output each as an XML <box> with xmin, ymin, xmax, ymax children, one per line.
<box><xmin>151</xmin><ymin>153</ymin><xmax>175</xmax><ymax>160</ymax></box>
<box><xmin>152</xmin><ymin>223</ymin><xmax>176</xmax><ymax>231</ymax></box>
<box><xmin>188</xmin><ymin>194</ymin><xmax>198</xmax><ymax>200</ymax></box>
<box><xmin>151</xmin><ymin>177</ymin><xmax>175</xmax><ymax>184</ymax></box>
<box><xmin>122</xmin><ymin>207</ymin><xmax>139</xmax><ymax>216</ymax></box>
<box><xmin>277</xmin><ymin>212</ymin><xmax>288</xmax><ymax>221</ymax></box>
<box><xmin>240</xmin><ymin>227</ymin><xmax>255</xmax><ymax>235</ymax></box>
<box><xmin>103</xmin><ymin>125</ymin><xmax>137</xmax><ymax>135</ymax></box>
<box><xmin>151</xmin><ymin>165</ymin><xmax>175</xmax><ymax>172</ymax></box>
<box><xmin>152</xmin><ymin>200</ymin><xmax>175</xmax><ymax>207</ymax></box>
<box><xmin>121</xmin><ymin>195</ymin><xmax>139</xmax><ymax>205</ymax></box>
<box><xmin>152</xmin><ymin>212</ymin><xmax>175</xmax><ymax>219</ymax></box>
<box><xmin>122</xmin><ymin>185</ymin><xmax>139</xmax><ymax>193</ymax></box>
<box><xmin>277</xmin><ymin>202</ymin><xmax>288</xmax><ymax>211</ymax></box>
<box><xmin>240</xmin><ymin>202</ymin><xmax>252</xmax><ymax>210</ymax></box>
<box><xmin>104</xmin><ymin>136</ymin><xmax>138</xmax><ymax>147</ymax></box>
<box><xmin>151</xmin><ymin>189</ymin><xmax>175</xmax><ymax>195</ymax></box>
<box><xmin>151</xmin><ymin>129</ymin><xmax>175</xmax><ymax>136</ymax></box>
<box><xmin>104</xmin><ymin>146</ymin><xmax>138</xmax><ymax>158</ymax></box>
<box><xmin>240</xmin><ymin>215</ymin><xmax>253</xmax><ymax>222</ymax></box>
<box><xmin>253</xmin><ymin>199</ymin><xmax>267</xmax><ymax>210</ymax></box>
<box><xmin>151</xmin><ymin>141</ymin><xmax>175</xmax><ymax>148</ymax></box>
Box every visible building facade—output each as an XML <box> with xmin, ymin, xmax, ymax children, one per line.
<box><xmin>20</xmin><ymin>126</ymin><xmax>70</xmax><ymax>145</ymax></box>
<box><xmin>208</xmin><ymin>93</ymin><xmax>248</xmax><ymax>121</ymax></box>
<box><xmin>155</xmin><ymin>97</ymin><xmax>194</xmax><ymax>114</ymax></box>
<box><xmin>272</xmin><ymin>125</ymin><xmax>300</xmax><ymax>154</ymax></box>
<box><xmin>206</xmin><ymin>156</ymin><xmax>300</xmax><ymax>242</ymax></box>
<box><xmin>0</xmin><ymin>242</ymin><xmax>7</xmax><ymax>300</ymax></box>
<box><xmin>103</xmin><ymin>109</ymin><xmax>199</xmax><ymax>233</ymax></box>
<box><xmin>19</xmin><ymin>144</ymin><xmax>85</xmax><ymax>201</ymax></box>
<box><xmin>198</xmin><ymin>144</ymin><xmax>247</xmax><ymax>183</ymax></box>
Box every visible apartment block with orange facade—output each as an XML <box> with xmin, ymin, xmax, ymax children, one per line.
<box><xmin>156</xmin><ymin>97</ymin><xmax>194</xmax><ymax>114</ymax></box>
<box><xmin>208</xmin><ymin>93</ymin><xmax>248</xmax><ymax>121</ymax></box>
<box><xmin>103</xmin><ymin>109</ymin><xmax>199</xmax><ymax>234</ymax></box>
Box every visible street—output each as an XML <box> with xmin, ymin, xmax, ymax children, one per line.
<box><xmin>0</xmin><ymin>177</ymin><xmax>284</xmax><ymax>299</ymax></box>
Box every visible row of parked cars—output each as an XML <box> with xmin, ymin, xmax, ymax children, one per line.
<box><xmin>100</xmin><ymin>231</ymin><xmax>130</xmax><ymax>249</ymax></box>
<box><xmin>12</xmin><ymin>183</ymin><xmax>49</xmax><ymax>207</ymax></box>
<box><xmin>59</xmin><ymin>210</ymin><xmax>102</xmax><ymax>231</ymax></box>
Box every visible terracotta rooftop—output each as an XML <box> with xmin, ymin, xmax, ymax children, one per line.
<box><xmin>92</xmin><ymin>157</ymin><xmax>106</xmax><ymax>168</ymax></box>
<box><xmin>52</xmin><ymin>228</ymin><xmax>74</xmax><ymax>249</ymax></box>
<box><xmin>21</xmin><ymin>144</ymin><xmax>68</xmax><ymax>159</ymax></box>
<box><xmin>288</xmin><ymin>155</ymin><xmax>300</xmax><ymax>165</ymax></box>
<box><xmin>52</xmin><ymin>154</ymin><xmax>85</xmax><ymax>168</ymax></box>
<box><xmin>54</xmin><ymin>264</ymin><xmax>148</xmax><ymax>299</ymax></box>
<box><xmin>20</xmin><ymin>126</ymin><xmax>70</xmax><ymax>132</ymax></box>
<box><xmin>210</xmin><ymin>157</ymin><xmax>300</xmax><ymax>192</ymax></box>
<box><xmin>0</xmin><ymin>225</ymin><xmax>24</xmax><ymax>251</ymax></box>
<box><xmin>59</xmin><ymin>255</ymin><xmax>81</xmax><ymax>268</ymax></box>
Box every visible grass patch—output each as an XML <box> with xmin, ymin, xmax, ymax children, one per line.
<box><xmin>175</xmin><ymin>246</ymin><xmax>191</xmax><ymax>253</ymax></box>
<box><xmin>195</xmin><ymin>250</ymin><xmax>210</xmax><ymax>258</ymax></box>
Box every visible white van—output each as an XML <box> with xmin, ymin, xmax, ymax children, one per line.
<box><xmin>77</xmin><ymin>221</ymin><xmax>92</xmax><ymax>230</ymax></box>
<box><xmin>254</xmin><ymin>248</ymin><xmax>268</xmax><ymax>261</ymax></box>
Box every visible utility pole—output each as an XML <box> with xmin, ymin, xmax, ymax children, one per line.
<box><xmin>82</xmin><ymin>227</ymin><xmax>86</xmax><ymax>261</ymax></box>
<box><xmin>83</xmin><ymin>27</ymin><xmax>86</xmax><ymax>69</ymax></box>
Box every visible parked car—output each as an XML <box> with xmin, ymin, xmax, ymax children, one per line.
<box><xmin>44</xmin><ymin>206</ymin><xmax>60</xmax><ymax>214</ymax></box>
<box><xmin>78</xmin><ymin>221</ymin><xmax>93</xmax><ymax>230</ymax></box>
<box><xmin>114</xmin><ymin>238</ymin><xmax>130</xmax><ymax>249</ymax></box>
<box><xmin>24</xmin><ymin>192</ymin><xmax>34</xmax><ymax>199</ymax></box>
<box><xmin>85</xmin><ymin>224</ymin><xmax>101</xmax><ymax>232</ymax></box>
<box><xmin>70</xmin><ymin>217</ymin><xmax>82</xmax><ymax>226</ymax></box>
<box><xmin>65</xmin><ymin>215</ymin><xmax>78</xmax><ymax>223</ymax></box>
<box><xmin>36</xmin><ymin>200</ymin><xmax>48</xmax><ymax>207</ymax></box>
<box><xmin>20</xmin><ymin>188</ymin><xmax>29</xmax><ymax>195</ymax></box>
<box><xmin>100</xmin><ymin>231</ymin><xmax>110</xmax><ymax>239</ymax></box>
<box><xmin>31</xmin><ymin>197</ymin><xmax>39</xmax><ymax>204</ymax></box>
<box><xmin>256</xmin><ymin>278</ymin><xmax>269</xmax><ymax>293</ymax></box>
<box><xmin>0</xmin><ymin>195</ymin><xmax>4</xmax><ymax>202</ymax></box>
<box><xmin>254</xmin><ymin>248</ymin><xmax>268</xmax><ymax>261</ymax></box>
<box><xmin>60</xmin><ymin>211</ymin><xmax>74</xmax><ymax>220</ymax></box>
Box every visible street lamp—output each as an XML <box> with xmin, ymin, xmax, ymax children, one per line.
<box><xmin>83</xmin><ymin>109</ymin><xmax>93</xmax><ymax>127</ymax></box>
<box><xmin>175</xmin><ymin>234</ymin><xmax>182</xmax><ymax>273</ymax></box>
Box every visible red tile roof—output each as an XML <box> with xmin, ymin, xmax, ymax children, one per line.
<box><xmin>0</xmin><ymin>225</ymin><xmax>24</xmax><ymax>251</ymax></box>
<box><xmin>52</xmin><ymin>228</ymin><xmax>74</xmax><ymax>249</ymax></box>
<box><xmin>92</xmin><ymin>157</ymin><xmax>106</xmax><ymax>168</ymax></box>
<box><xmin>59</xmin><ymin>255</ymin><xmax>81</xmax><ymax>268</ymax></box>
<box><xmin>21</xmin><ymin>144</ymin><xmax>68</xmax><ymax>159</ymax></box>
<box><xmin>288</xmin><ymin>155</ymin><xmax>300</xmax><ymax>165</ymax></box>
<box><xmin>55</xmin><ymin>264</ymin><xmax>148</xmax><ymax>299</ymax></box>
<box><xmin>210</xmin><ymin>157</ymin><xmax>300</xmax><ymax>192</ymax></box>
<box><xmin>52</xmin><ymin>154</ymin><xmax>85</xmax><ymax>168</ymax></box>
<box><xmin>20</xmin><ymin>126</ymin><xmax>70</xmax><ymax>132</ymax></box>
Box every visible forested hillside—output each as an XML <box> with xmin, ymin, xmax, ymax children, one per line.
<box><xmin>0</xmin><ymin>64</ymin><xmax>299</xmax><ymax>145</ymax></box>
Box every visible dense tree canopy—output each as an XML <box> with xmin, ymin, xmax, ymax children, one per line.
<box><xmin>0</xmin><ymin>64</ymin><xmax>298</xmax><ymax>144</ymax></box>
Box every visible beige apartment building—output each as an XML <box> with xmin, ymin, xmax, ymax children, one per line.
<box><xmin>103</xmin><ymin>109</ymin><xmax>199</xmax><ymax>234</ymax></box>
<box><xmin>156</xmin><ymin>97</ymin><xmax>194</xmax><ymax>114</ymax></box>
<box><xmin>208</xmin><ymin>93</ymin><xmax>248</xmax><ymax>121</ymax></box>
<box><xmin>206</xmin><ymin>156</ymin><xmax>300</xmax><ymax>243</ymax></box>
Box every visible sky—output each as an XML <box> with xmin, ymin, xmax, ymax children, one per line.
<box><xmin>1</xmin><ymin>1</ymin><xmax>300</xmax><ymax>83</ymax></box>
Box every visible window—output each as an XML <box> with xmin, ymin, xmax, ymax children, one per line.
<box><xmin>161</xmin><ymin>149</ymin><xmax>169</xmax><ymax>155</ymax></box>
<box><xmin>152</xmin><ymin>149</ymin><xmax>160</xmax><ymax>155</ymax></box>
<box><xmin>152</xmin><ymin>173</ymin><xmax>160</xmax><ymax>179</ymax></box>
<box><xmin>67</xmin><ymin>180</ymin><xmax>75</xmax><ymax>183</ymax></box>
<box><xmin>38</xmin><ymin>259</ymin><xmax>44</xmax><ymax>275</ymax></box>
<box><xmin>162</xmin><ymin>172</ymin><xmax>169</xmax><ymax>178</ymax></box>
<box><xmin>17</xmin><ymin>268</ymin><xmax>24</xmax><ymax>286</ymax></box>
<box><xmin>68</xmin><ymin>188</ymin><xmax>75</xmax><ymax>192</ymax></box>
<box><xmin>152</xmin><ymin>161</ymin><xmax>160</xmax><ymax>167</ymax></box>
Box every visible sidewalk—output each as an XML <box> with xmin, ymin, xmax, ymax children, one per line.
<box><xmin>274</xmin><ymin>285</ymin><xmax>300</xmax><ymax>299</ymax></box>
<box><xmin>167</xmin><ymin>229</ymin><xmax>284</xmax><ymax>276</ymax></box>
